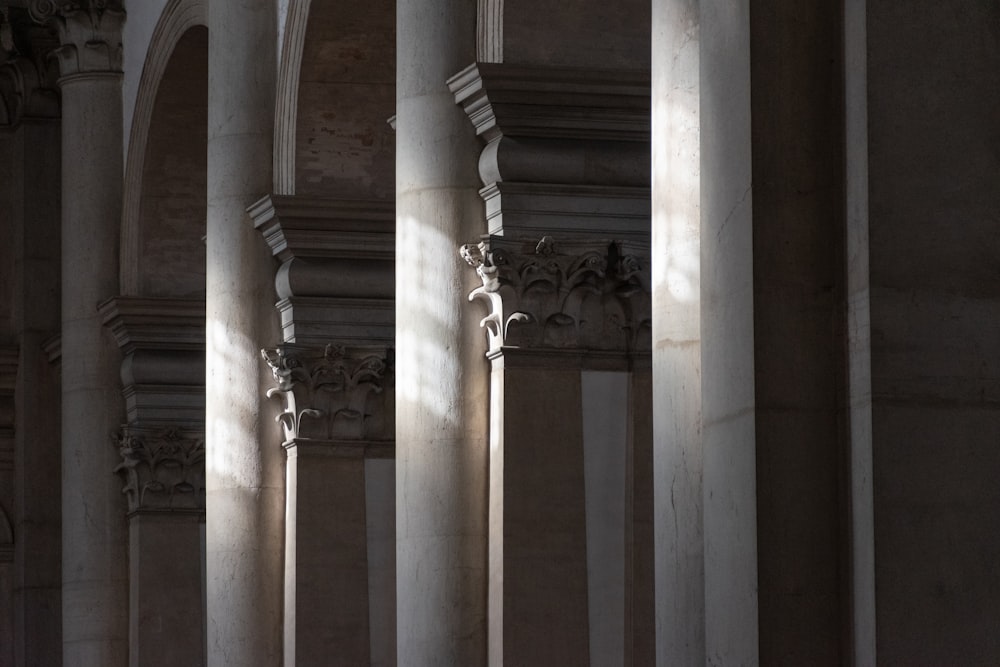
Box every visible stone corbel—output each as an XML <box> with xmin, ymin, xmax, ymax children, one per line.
<box><xmin>460</xmin><ymin>236</ymin><xmax>651</xmax><ymax>355</ymax></box>
<box><xmin>114</xmin><ymin>426</ymin><xmax>205</xmax><ymax>514</ymax></box>
<box><xmin>261</xmin><ymin>343</ymin><xmax>394</xmax><ymax>444</ymax></box>
<box><xmin>29</xmin><ymin>0</ymin><xmax>124</xmax><ymax>76</ymax></box>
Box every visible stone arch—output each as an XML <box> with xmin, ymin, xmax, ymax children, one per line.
<box><xmin>274</xmin><ymin>0</ymin><xmax>395</xmax><ymax>198</ymax></box>
<box><xmin>121</xmin><ymin>0</ymin><xmax>207</xmax><ymax>295</ymax></box>
<box><xmin>273</xmin><ymin>0</ymin><xmax>311</xmax><ymax>195</ymax></box>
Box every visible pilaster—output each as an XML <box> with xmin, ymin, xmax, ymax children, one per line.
<box><xmin>253</xmin><ymin>194</ymin><xmax>396</xmax><ymax>666</ymax></box>
<box><xmin>101</xmin><ymin>296</ymin><xmax>205</xmax><ymax>667</ymax></box>
<box><xmin>461</xmin><ymin>234</ymin><xmax>654</xmax><ymax>666</ymax></box>
<box><xmin>260</xmin><ymin>343</ymin><xmax>393</xmax><ymax>666</ymax></box>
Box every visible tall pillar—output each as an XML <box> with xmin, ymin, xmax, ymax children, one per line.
<box><xmin>651</xmin><ymin>0</ymin><xmax>703</xmax><ymax>664</ymax></box>
<box><xmin>395</xmin><ymin>1</ymin><xmax>488</xmax><ymax>664</ymax></box>
<box><xmin>205</xmin><ymin>1</ymin><xmax>283</xmax><ymax>664</ymax></box>
<box><xmin>700</xmin><ymin>0</ymin><xmax>759</xmax><ymax>662</ymax></box>
<box><xmin>28</xmin><ymin>2</ymin><xmax>129</xmax><ymax>663</ymax></box>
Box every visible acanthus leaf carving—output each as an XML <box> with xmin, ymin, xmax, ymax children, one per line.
<box><xmin>114</xmin><ymin>427</ymin><xmax>205</xmax><ymax>514</ymax></box>
<box><xmin>29</xmin><ymin>0</ymin><xmax>124</xmax><ymax>76</ymax></box>
<box><xmin>461</xmin><ymin>235</ymin><xmax>651</xmax><ymax>355</ymax></box>
<box><xmin>261</xmin><ymin>344</ymin><xmax>393</xmax><ymax>444</ymax></box>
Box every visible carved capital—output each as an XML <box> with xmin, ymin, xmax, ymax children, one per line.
<box><xmin>261</xmin><ymin>344</ymin><xmax>394</xmax><ymax>444</ymax></box>
<box><xmin>29</xmin><ymin>0</ymin><xmax>124</xmax><ymax>76</ymax></box>
<box><xmin>461</xmin><ymin>236</ymin><xmax>651</xmax><ymax>355</ymax></box>
<box><xmin>114</xmin><ymin>427</ymin><xmax>205</xmax><ymax>514</ymax></box>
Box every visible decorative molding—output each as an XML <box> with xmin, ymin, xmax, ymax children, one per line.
<box><xmin>273</xmin><ymin>0</ymin><xmax>312</xmax><ymax>195</ymax></box>
<box><xmin>449</xmin><ymin>62</ymin><xmax>650</xmax><ymax>143</ymax></box>
<box><xmin>447</xmin><ymin>63</ymin><xmax>651</xmax><ymax>239</ymax></box>
<box><xmin>114</xmin><ymin>426</ymin><xmax>205</xmax><ymax>514</ymax></box>
<box><xmin>261</xmin><ymin>344</ymin><xmax>393</xmax><ymax>444</ymax></box>
<box><xmin>476</xmin><ymin>0</ymin><xmax>502</xmax><ymax>63</ymax></box>
<box><xmin>100</xmin><ymin>297</ymin><xmax>206</xmax><ymax>425</ymax></box>
<box><xmin>461</xmin><ymin>236</ymin><xmax>651</xmax><ymax>355</ymax></box>
<box><xmin>249</xmin><ymin>195</ymin><xmax>395</xmax><ymax>345</ymax></box>
<box><xmin>29</xmin><ymin>0</ymin><xmax>125</xmax><ymax>76</ymax></box>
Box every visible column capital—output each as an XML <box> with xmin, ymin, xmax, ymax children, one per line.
<box><xmin>461</xmin><ymin>235</ymin><xmax>651</xmax><ymax>356</ymax></box>
<box><xmin>0</xmin><ymin>9</ymin><xmax>60</xmax><ymax>125</ymax></box>
<box><xmin>114</xmin><ymin>426</ymin><xmax>205</xmax><ymax>515</ymax></box>
<box><xmin>29</xmin><ymin>0</ymin><xmax>124</xmax><ymax>77</ymax></box>
<box><xmin>261</xmin><ymin>343</ymin><xmax>394</xmax><ymax>445</ymax></box>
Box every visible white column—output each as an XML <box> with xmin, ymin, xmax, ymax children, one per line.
<box><xmin>395</xmin><ymin>0</ymin><xmax>488</xmax><ymax>664</ymax></box>
<box><xmin>31</xmin><ymin>2</ymin><xmax>130</xmax><ymax>663</ymax></box>
<box><xmin>205</xmin><ymin>0</ymin><xmax>283</xmax><ymax>664</ymax></box>
<box><xmin>700</xmin><ymin>0</ymin><xmax>759</xmax><ymax>662</ymax></box>
<box><xmin>651</xmin><ymin>0</ymin><xmax>704</xmax><ymax>664</ymax></box>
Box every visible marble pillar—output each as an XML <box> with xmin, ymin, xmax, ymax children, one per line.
<box><xmin>205</xmin><ymin>1</ymin><xmax>283</xmax><ymax>664</ymax></box>
<box><xmin>650</xmin><ymin>0</ymin><xmax>703</xmax><ymax>663</ymax></box>
<box><xmin>700</xmin><ymin>0</ymin><xmax>759</xmax><ymax>662</ymax></box>
<box><xmin>395</xmin><ymin>1</ymin><xmax>488</xmax><ymax>664</ymax></box>
<box><xmin>28</xmin><ymin>2</ymin><xmax>129</xmax><ymax>663</ymax></box>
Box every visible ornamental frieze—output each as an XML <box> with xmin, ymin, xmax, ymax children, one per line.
<box><xmin>261</xmin><ymin>344</ymin><xmax>393</xmax><ymax>444</ymax></box>
<box><xmin>460</xmin><ymin>236</ymin><xmax>651</xmax><ymax>355</ymax></box>
<box><xmin>114</xmin><ymin>427</ymin><xmax>205</xmax><ymax>514</ymax></box>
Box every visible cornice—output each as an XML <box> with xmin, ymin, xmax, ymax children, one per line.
<box><xmin>99</xmin><ymin>296</ymin><xmax>206</xmax><ymax>354</ymax></box>
<box><xmin>448</xmin><ymin>62</ymin><xmax>650</xmax><ymax>142</ymax></box>
<box><xmin>249</xmin><ymin>194</ymin><xmax>394</xmax><ymax>262</ymax></box>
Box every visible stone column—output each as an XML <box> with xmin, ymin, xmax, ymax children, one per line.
<box><xmin>651</xmin><ymin>0</ymin><xmax>703</xmax><ymax>664</ymax></box>
<box><xmin>700</xmin><ymin>0</ymin><xmax>759</xmax><ymax>663</ymax></box>
<box><xmin>29</xmin><ymin>2</ymin><xmax>128</xmax><ymax>663</ymax></box>
<box><xmin>395</xmin><ymin>1</ymin><xmax>488</xmax><ymax>664</ymax></box>
<box><xmin>205</xmin><ymin>0</ymin><xmax>283</xmax><ymax>665</ymax></box>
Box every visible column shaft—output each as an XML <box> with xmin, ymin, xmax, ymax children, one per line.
<box><xmin>395</xmin><ymin>0</ymin><xmax>488</xmax><ymax>664</ymax></box>
<box><xmin>60</xmin><ymin>72</ymin><xmax>127</xmax><ymax>666</ymax></box>
<box><xmin>700</xmin><ymin>0</ymin><xmax>759</xmax><ymax>662</ymax></box>
<box><xmin>651</xmin><ymin>0</ymin><xmax>704</xmax><ymax>663</ymax></box>
<box><xmin>205</xmin><ymin>1</ymin><xmax>283</xmax><ymax>664</ymax></box>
